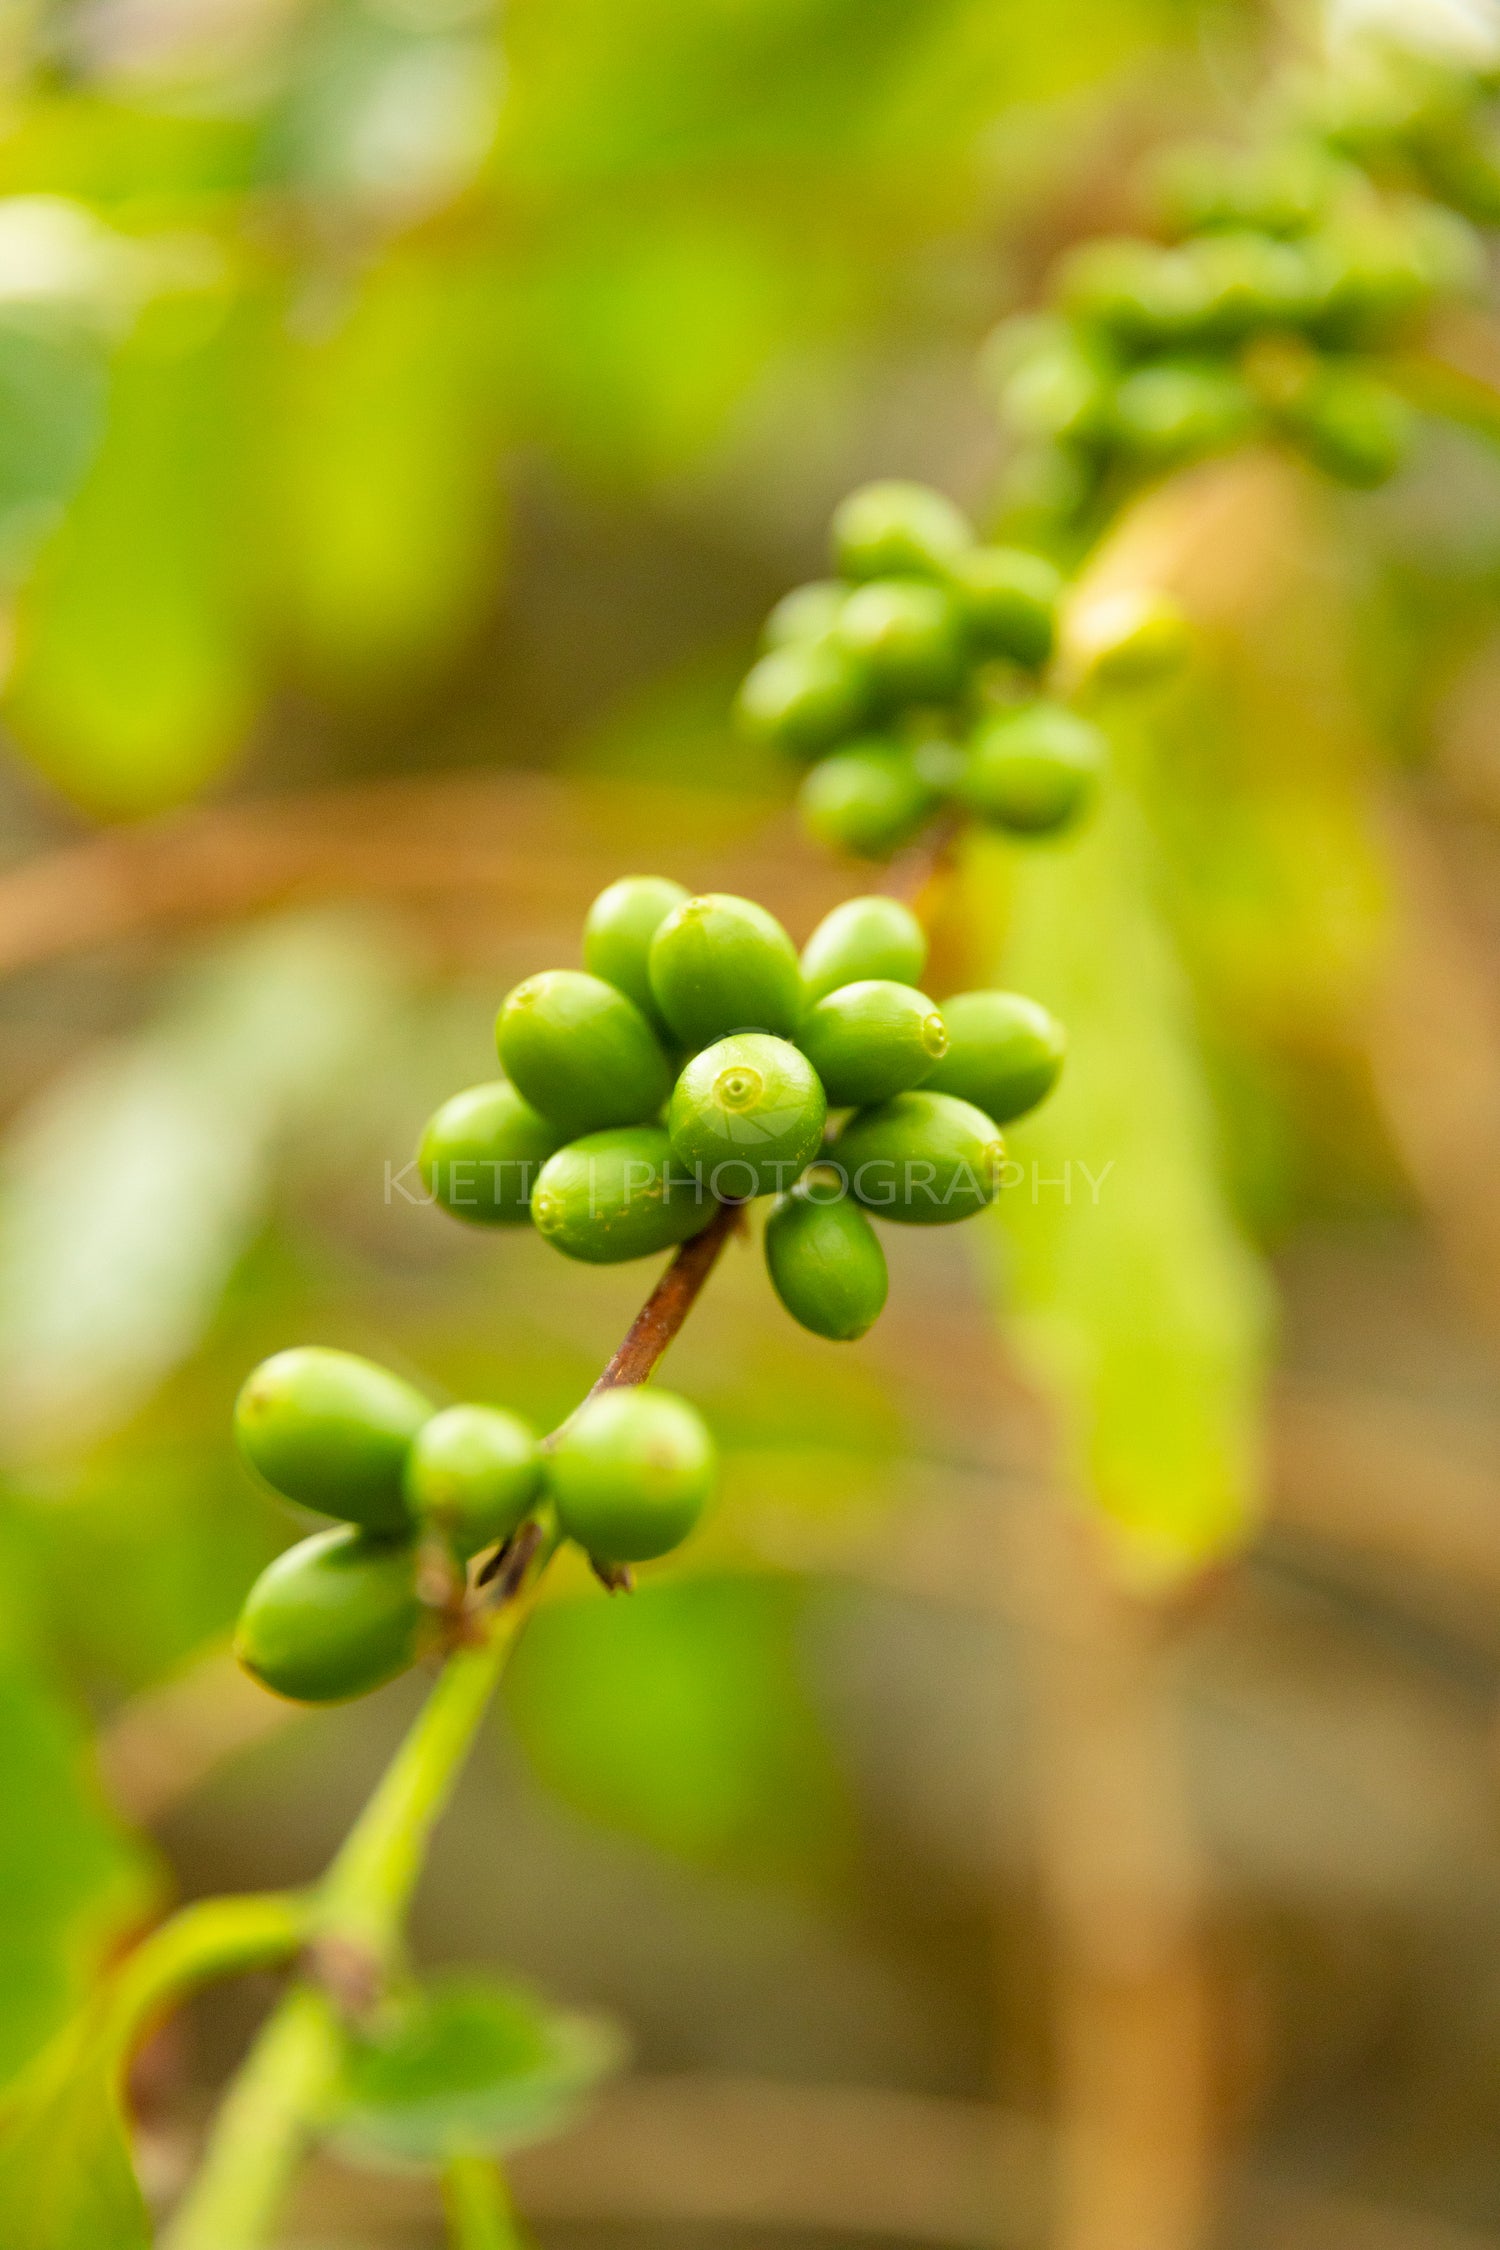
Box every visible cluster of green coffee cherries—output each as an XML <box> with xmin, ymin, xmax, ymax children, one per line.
<box><xmin>733</xmin><ymin>478</ymin><xmax>1132</xmax><ymax>865</ymax></box>
<box><xmin>232</xmin><ymin>1352</ymin><xmax>715</xmax><ymax>1704</ymax></box>
<box><xmin>418</xmin><ymin>875</ymin><xmax>1064</xmax><ymax>1339</ymax></box>
<box><xmin>991</xmin><ymin>119</ymin><xmax>1489</xmax><ymax>513</ymax></box>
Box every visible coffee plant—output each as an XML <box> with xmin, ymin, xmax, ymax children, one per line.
<box><xmin>7</xmin><ymin>15</ymin><xmax>1500</xmax><ymax>2250</ymax></box>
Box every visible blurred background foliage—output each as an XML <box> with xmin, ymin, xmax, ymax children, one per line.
<box><xmin>4</xmin><ymin>0</ymin><xmax>1500</xmax><ymax>2243</ymax></box>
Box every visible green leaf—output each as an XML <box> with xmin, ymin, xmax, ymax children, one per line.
<box><xmin>329</xmin><ymin>1974</ymin><xmax>623</xmax><ymax>2172</ymax></box>
<box><xmin>0</xmin><ymin>1652</ymin><xmax>151</xmax><ymax>2087</ymax></box>
<box><xmin>0</xmin><ymin>2024</ymin><xmax>149</xmax><ymax>2250</ymax></box>
<box><xmin>4</xmin><ymin>290</ymin><xmax>261</xmax><ymax>815</ymax></box>
<box><xmin>0</xmin><ymin>910</ymin><xmax>404</xmax><ymax>1467</ymax></box>
<box><xmin>982</xmin><ymin>783</ymin><xmax>1272</xmax><ymax>1583</ymax></box>
<box><xmin>504</xmin><ymin>1574</ymin><xmax>850</xmax><ymax>1876</ymax></box>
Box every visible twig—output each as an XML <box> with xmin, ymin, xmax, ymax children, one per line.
<box><xmin>580</xmin><ymin>1199</ymin><xmax>743</xmax><ymax>1402</ymax></box>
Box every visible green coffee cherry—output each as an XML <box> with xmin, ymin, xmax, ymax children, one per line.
<box><xmin>764</xmin><ymin>1169</ymin><xmax>889</xmax><ymax>1341</ymax></box>
<box><xmin>763</xmin><ymin>580</ymin><xmax>847</xmax><ymax>649</ymax></box>
<box><xmin>1301</xmin><ymin>211</ymin><xmax>1435</xmax><ymax>347</ymax></box>
<box><xmin>798</xmin><ymin>742</ymin><xmax>936</xmax><ymax>861</ymax></box>
<box><xmin>735</xmin><ymin>640</ymin><xmax>867</xmax><ymax>759</ymax></box>
<box><xmin>1181</xmin><ymin>232</ymin><xmax>1317</xmax><ymax>340</ymax></box>
<box><xmin>648</xmin><ymin>892</ymin><xmax>803</xmax><ymax>1047</ymax></box>
<box><xmin>1154</xmin><ymin>139</ymin><xmax>1346</xmax><ymax>238</ymax></box>
<box><xmin>235</xmin><ymin>1527</ymin><xmax>425</xmax><ymax>1704</ymax></box>
<box><xmin>831</xmin><ymin>479</ymin><xmax>972</xmax><ymax>583</ymax></box>
<box><xmin>949</xmin><ymin>546</ymin><xmax>1061</xmax><ymax>668</ymax></box>
<box><xmin>1058</xmin><ymin>237</ymin><xmax>1206</xmax><ymax>348</ymax></box>
<box><xmin>548</xmin><ymin>1387</ymin><xmax>715</xmax><ymax>1563</ymax></box>
<box><xmin>404</xmin><ymin>1404</ymin><xmax>544</xmax><ymax>1560</ymax></box>
<box><xmin>668</xmin><ymin>1033</ymin><xmax>827</xmax><ymax>1200</ymax></box>
<box><xmin>835</xmin><ymin>1090</ymin><xmax>1004</xmax><ymax>1225</ymax></box>
<box><xmin>496</xmin><ymin>970</ymin><xmax>672</xmax><ymax>1139</ymax></box>
<box><xmin>797</xmin><ymin>980</ymin><xmax>948</xmax><ymax>1107</ymax></box>
<box><xmin>531</xmin><ymin>1126</ymin><xmax>714</xmax><ymax>1264</ymax></box>
<box><xmin>1070</xmin><ymin>589</ymin><xmax>1191</xmax><ymax>691</ymax></box>
<box><xmin>234</xmin><ymin>1348</ymin><xmax>430</xmax><ymax>1534</ymax></box>
<box><xmin>834</xmin><ymin>578</ymin><xmax>966</xmax><ymax>705</ymax></box>
<box><xmin>1112</xmin><ymin>360</ymin><xmax>1258</xmax><ymax>465</ymax></box>
<box><xmin>1282</xmin><ymin>364</ymin><xmax>1414</xmax><ymax>487</ymax></box>
<box><xmin>925</xmin><ymin>991</ymin><xmax>1066</xmax><ymax>1123</ymax></box>
<box><xmin>960</xmin><ymin>703</ymin><xmax>1105</xmax><ymax>836</ymax></box>
<box><xmin>990</xmin><ymin>317</ymin><xmax>1117</xmax><ymax>447</ymax></box>
<box><xmin>583</xmin><ymin>875</ymin><xmax>690</xmax><ymax>1032</ymax></box>
<box><xmin>419</xmin><ymin>1081</ymin><xmax>564</xmax><ymax>1227</ymax></box>
<box><xmin>800</xmin><ymin>895</ymin><xmax>927</xmax><ymax>1003</ymax></box>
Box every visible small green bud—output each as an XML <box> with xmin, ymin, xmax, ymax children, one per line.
<box><xmin>764</xmin><ymin>1169</ymin><xmax>889</xmax><ymax>1340</ymax></box>
<box><xmin>735</xmin><ymin>639</ymin><xmax>867</xmax><ymax>759</ymax></box>
<box><xmin>404</xmin><ymin>1405</ymin><xmax>544</xmax><ymax>1560</ymax></box>
<box><xmin>531</xmin><ymin>1127</ymin><xmax>715</xmax><ymax>1265</ymax></box>
<box><xmin>831</xmin><ymin>479</ymin><xmax>972</xmax><ymax>582</ymax></box>
<box><xmin>798</xmin><ymin>742</ymin><xmax>936</xmax><ymax>861</ymax></box>
<box><xmin>834</xmin><ymin>1090</ymin><xmax>1004</xmax><ymax>1225</ymax></box>
<box><xmin>763</xmin><ymin>580</ymin><xmax>847</xmax><ymax>650</ymax></box>
<box><xmin>960</xmin><ymin>703</ymin><xmax>1105</xmax><ymax>836</ymax></box>
<box><xmin>234</xmin><ymin>1348</ymin><xmax>430</xmax><ymax>1534</ymax></box>
<box><xmin>925</xmin><ymin>991</ymin><xmax>1066</xmax><ymax>1124</ymax></box>
<box><xmin>496</xmin><ymin>970</ymin><xmax>673</xmax><ymax>1139</ymax></box>
<box><xmin>583</xmin><ymin>875</ymin><xmax>690</xmax><ymax>1031</ymax></box>
<box><xmin>648</xmin><ymin>892</ymin><xmax>803</xmax><ymax>1048</ymax></box>
<box><xmin>834</xmin><ymin>578</ymin><xmax>967</xmax><ymax>705</ymax></box>
<box><xmin>548</xmin><ymin>1387</ymin><xmax>716</xmax><ymax>1564</ymax></box>
<box><xmin>668</xmin><ymin>1033</ymin><xmax>827</xmax><ymax>1201</ymax></box>
<box><xmin>799</xmin><ymin>895</ymin><xmax>927</xmax><ymax>1003</ymax></box>
<box><xmin>419</xmin><ymin>1081</ymin><xmax>564</xmax><ymax>1227</ymax></box>
<box><xmin>235</xmin><ymin>1527</ymin><xmax>425</xmax><ymax>1704</ymax></box>
<box><xmin>949</xmin><ymin>546</ymin><xmax>1062</xmax><ymax>668</ymax></box>
<box><xmin>797</xmin><ymin>980</ymin><xmax>948</xmax><ymax>1107</ymax></box>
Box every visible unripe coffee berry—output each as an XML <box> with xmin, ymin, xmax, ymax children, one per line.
<box><xmin>583</xmin><ymin>875</ymin><xmax>690</xmax><ymax>1034</ymax></box>
<box><xmin>798</xmin><ymin>742</ymin><xmax>936</xmax><ymax>861</ymax></box>
<box><xmin>925</xmin><ymin>991</ymin><xmax>1066</xmax><ymax>1124</ymax></box>
<box><xmin>235</xmin><ymin>1527</ymin><xmax>426</xmax><ymax>1704</ymax></box>
<box><xmin>548</xmin><ymin>1387</ymin><xmax>715</xmax><ymax>1563</ymax></box>
<box><xmin>234</xmin><ymin>1348</ymin><xmax>430</xmax><ymax>1534</ymax></box>
<box><xmin>1068</xmin><ymin>589</ymin><xmax>1190</xmax><ymax>691</ymax></box>
<box><xmin>668</xmin><ymin>1033</ymin><xmax>827</xmax><ymax>1201</ymax></box>
<box><xmin>532</xmin><ymin>1127</ymin><xmax>714</xmax><ymax>1264</ymax></box>
<box><xmin>496</xmin><ymin>971</ymin><xmax>671</xmax><ymax>1140</ymax></box>
<box><xmin>797</xmin><ymin>980</ymin><xmax>948</xmax><ymax>1107</ymax></box>
<box><xmin>949</xmin><ymin>546</ymin><xmax>1061</xmax><ymax>669</ymax></box>
<box><xmin>763</xmin><ymin>580</ymin><xmax>847</xmax><ymax>650</ymax></box>
<box><xmin>960</xmin><ymin>703</ymin><xmax>1105</xmax><ymax>836</ymax></box>
<box><xmin>835</xmin><ymin>1090</ymin><xmax>1003</xmax><ymax>1225</ymax></box>
<box><xmin>735</xmin><ymin>640</ymin><xmax>867</xmax><ymax>759</ymax></box>
<box><xmin>831</xmin><ymin>480</ymin><xmax>972</xmax><ymax>583</ymax></box>
<box><xmin>764</xmin><ymin>1170</ymin><xmax>889</xmax><ymax>1340</ymax></box>
<box><xmin>648</xmin><ymin>893</ymin><xmax>803</xmax><ymax>1048</ymax></box>
<box><xmin>419</xmin><ymin>1081</ymin><xmax>564</xmax><ymax>1227</ymax></box>
<box><xmin>404</xmin><ymin>1404</ymin><xmax>544</xmax><ymax>1559</ymax></box>
<box><xmin>834</xmin><ymin>578</ymin><xmax>966</xmax><ymax>705</ymax></box>
<box><xmin>799</xmin><ymin>895</ymin><xmax>927</xmax><ymax>1003</ymax></box>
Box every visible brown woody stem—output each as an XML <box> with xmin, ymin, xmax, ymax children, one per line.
<box><xmin>581</xmin><ymin>1198</ymin><xmax>744</xmax><ymax>1403</ymax></box>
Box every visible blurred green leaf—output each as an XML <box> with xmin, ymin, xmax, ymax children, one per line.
<box><xmin>0</xmin><ymin>1651</ymin><xmax>152</xmax><ymax>2086</ymax></box>
<box><xmin>330</xmin><ymin>1973</ymin><xmax>623</xmax><ymax>2171</ymax></box>
<box><xmin>505</xmin><ymin>1574</ymin><xmax>850</xmax><ymax>1876</ymax></box>
<box><xmin>0</xmin><ymin>911</ymin><xmax>405</xmax><ymax>1466</ymax></box>
<box><xmin>983</xmin><ymin>785</ymin><xmax>1272</xmax><ymax>1582</ymax></box>
<box><xmin>276</xmin><ymin>248</ymin><xmax>506</xmax><ymax>678</ymax></box>
<box><xmin>4</xmin><ymin>290</ymin><xmax>260</xmax><ymax>815</ymax></box>
<box><xmin>0</xmin><ymin>2022</ymin><xmax>149</xmax><ymax>2250</ymax></box>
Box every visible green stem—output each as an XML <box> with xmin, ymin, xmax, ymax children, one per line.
<box><xmin>163</xmin><ymin>1537</ymin><xmax>559</xmax><ymax>2250</ymax></box>
<box><xmin>104</xmin><ymin>1891</ymin><xmax>309</xmax><ymax>2061</ymax></box>
<box><xmin>443</xmin><ymin>2152</ymin><xmax>527</xmax><ymax>2248</ymax></box>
